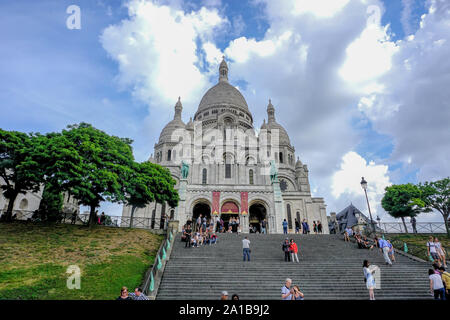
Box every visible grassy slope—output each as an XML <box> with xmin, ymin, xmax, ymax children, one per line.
<box><xmin>386</xmin><ymin>234</ymin><xmax>449</xmax><ymax>261</ymax></box>
<box><xmin>0</xmin><ymin>222</ymin><xmax>162</xmax><ymax>300</ymax></box>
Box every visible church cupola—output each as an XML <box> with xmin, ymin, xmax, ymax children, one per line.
<box><xmin>174</xmin><ymin>96</ymin><xmax>182</xmax><ymax>120</ymax></box>
<box><xmin>267</xmin><ymin>99</ymin><xmax>275</xmax><ymax>123</ymax></box>
<box><xmin>219</xmin><ymin>56</ymin><xmax>228</xmax><ymax>83</ymax></box>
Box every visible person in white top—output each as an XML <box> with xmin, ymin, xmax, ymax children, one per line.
<box><xmin>428</xmin><ymin>269</ymin><xmax>445</xmax><ymax>300</ymax></box>
<box><xmin>427</xmin><ymin>236</ymin><xmax>440</xmax><ymax>263</ymax></box>
<box><xmin>434</xmin><ymin>237</ymin><xmax>447</xmax><ymax>268</ymax></box>
<box><xmin>363</xmin><ymin>260</ymin><xmax>378</xmax><ymax>300</ymax></box>
<box><xmin>281</xmin><ymin>278</ymin><xmax>293</xmax><ymax>300</ymax></box>
<box><xmin>242</xmin><ymin>236</ymin><xmax>251</xmax><ymax>261</ymax></box>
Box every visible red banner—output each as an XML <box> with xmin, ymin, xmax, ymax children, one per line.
<box><xmin>240</xmin><ymin>192</ymin><xmax>248</xmax><ymax>215</ymax></box>
<box><xmin>212</xmin><ymin>191</ymin><xmax>220</xmax><ymax>215</ymax></box>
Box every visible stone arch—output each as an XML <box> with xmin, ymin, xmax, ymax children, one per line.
<box><xmin>245</xmin><ymin>155</ymin><xmax>257</xmax><ymax>165</ymax></box>
<box><xmin>248</xmin><ymin>198</ymin><xmax>270</xmax><ymax>233</ymax></box>
<box><xmin>220</xmin><ymin>197</ymin><xmax>240</xmax><ymax>212</ymax></box>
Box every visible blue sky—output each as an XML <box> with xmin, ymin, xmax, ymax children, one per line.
<box><xmin>1</xmin><ymin>0</ymin><xmax>448</xmax><ymax>222</ymax></box>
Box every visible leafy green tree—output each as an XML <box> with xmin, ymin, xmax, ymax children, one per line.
<box><xmin>0</xmin><ymin>129</ymin><xmax>44</xmax><ymax>222</ymax></box>
<box><xmin>416</xmin><ymin>178</ymin><xmax>450</xmax><ymax>237</ymax></box>
<box><xmin>34</xmin><ymin>183</ymin><xmax>64</xmax><ymax>222</ymax></box>
<box><xmin>125</xmin><ymin>161</ymin><xmax>179</xmax><ymax>227</ymax></box>
<box><xmin>55</xmin><ymin>123</ymin><xmax>135</xmax><ymax>227</ymax></box>
<box><xmin>381</xmin><ymin>184</ymin><xmax>422</xmax><ymax>233</ymax></box>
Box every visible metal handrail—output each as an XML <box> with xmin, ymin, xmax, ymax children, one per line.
<box><xmin>142</xmin><ymin>227</ymin><xmax>175</xmax><ymax>297</ymax></box>
<box><xmin>0</xmin><ymin>209</ymin><xmax>168</xmax><ymax>231</ymax></box>
<box><xmin>379</xmin><ymin>222</ymin><xmax>448</xmax><ymax>234</ymax></box>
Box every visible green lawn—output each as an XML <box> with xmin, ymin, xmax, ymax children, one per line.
<box><xmin>0</xmin><ymin>222</ymin><xmax>162</xmax><ymax>300</ymax></box>
<box><xmin>385</xmin><ymin>233</ymin><xmax>449</xmax><ymax>261</ymax></box>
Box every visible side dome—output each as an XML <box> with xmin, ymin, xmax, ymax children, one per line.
<box><xmin>266</xmin><ymin>99</ymin><xmax>291</xmax><ymax>146</ymax></box>
<box><xmin>267</xmin><ymin>121</ymin><xmax>291</xmax><ymax>146</ymax></box>
<box><xmin>158</xmin><ymin>97</ymin><xmax>185</xmax><ymax>143</ymax></box>
<box><xmin>295</xmin><ymin>157</ymin><xmax>303</xmax><ymax>169</ymax></box>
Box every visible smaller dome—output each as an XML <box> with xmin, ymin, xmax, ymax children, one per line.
<box><xmin>265</xmin><ymin>99</ymin><xmax>291</xmax><ymax>146</ymax></box>
<box><xmin>295</xmin><ymin>157</ymin><xmax>303</xmax><ymax>169</ymax></box>
<box><xmin>260</xmin><ymin>119</ymin><xmax>267</xmax><ymax>130</ymax></box>
<box><xmin>159</xmin><ymin>118</ymin><xmax>185</xmax><ymax>143</ymax></box>
<box><xmin>158</xmin><ymin>98</ymin><xmax>185</xmax><ymax>143</ymax></box>
<box><xmin>267</xmin><ymin>121</ymin><xmax>291</xmax><ymax>146</ymax></box>
<box><xmin>186</xmin><ymin>117</ymin><xmax>194</xmax><ymax>130</ymax></box>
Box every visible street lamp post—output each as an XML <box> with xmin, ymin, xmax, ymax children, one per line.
<box><xmin>360</xmin><ymin>177</ymin><xmax>376</xmax><ymax>233</ymax></box>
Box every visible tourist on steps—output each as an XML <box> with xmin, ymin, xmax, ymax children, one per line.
<box><xmin>387</xmin><ymin>240</ymin><xmax>396</xmax><ymax>263</ymax></box>
<box><xmin>363</xmin><ymin>260</ymin><xmax>377</xmax><ymax>300</ymax></box>
<box><xmin>429</xmin><ymin>269</ymin><xmax>446</xmax><ymax>300</ymax></box>
<box><xmin>281</xmin><ymin>278</ymin><xmax>293</xmax><ymax>300</ymax></box>
<box><xmin>295</xmin><ymin>218</ymin><xmax>300</xmax><ymax>234</ymax></box>
<box><xmin>434</xmin><ymin>237</ymin><xmax>447</xmax><ymax>268</ymax></box>
<box><xmin>427</xmin><ymin>236</ymin><xmax>441</xmax><ymax>265</ymax></box>
<box><xmin>291</xmin><ymin>285</ymin><xmax>304</xmax><ymax>300</ymax></box>
<box><xmin>438</xmin><ymin>266</ymin><xmax>450</xmax><ymax>297</ymax></box>
<box><xmin>282</xmin><ymin>219</ymin><xmax>288</xmax><ymax>234</ymax></box>
<box><xmin>317</xmin><ymin>221</ymin><xmax>323</xmax><ymax>234</ymax></box>
<box><xmin>289</xmin><ymin>239</ymin><xmax>299</xmax><ymax>263</ymax></box>
<box><xmin>261</xmin><ymin>219</ymin><xmax>267</xmax><ymax>234</ymax></box>
<box><xmin>242</xmin><ymin>236</ymin><xmax>251</xmax><ymax>262</ymax></box>
<box><xmin>282</xmin><ymin>238</ymin><xmax>291</xmax><ymax>262</ymax></box>
<box><xmin>116</xmin><ymin>286</ymin><xmax>132</xmax><ymax>300</ymax></box>
<box><xmin>220</xmin><ymin>291</ymin><xmax>229</xmax><ymax>300</ymax></box>
<box><xmin>185</xmin><ymin>225</ymin><xmax>192</xmax><ymax>248</ymax></box>
<box><xmin>128</xmin><ymin>287</ymin><xmax>149</xmax><ymax>300</ymax></box>
<box><xmin>301</xmin><ymin>219</ymin><xmax>308</xmax><ymax>234</ymax></box>
<box><xmin>378</xmin><ymin>238</ymin><xmax>392</xmax><ymax>266</ymax></box>
<box><xmin>196</xmin><ymin>214</ymin><xmax>202</xmax><ymax>233</ymax></box>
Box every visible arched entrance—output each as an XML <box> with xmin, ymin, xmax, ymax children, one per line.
<box><xmin>249</xmin><ymin>202</ymin><xmax>267</xmax><ymax>233</ymax></box>
<box><xmin>192</xmin><ymin>202</ymin><xmax>211</xmax><ymax>230</ymax></box>
<box><xmin>220</xmin><ymin>201</ymin><xmax>239</xmax><ymax>232</ymax></box>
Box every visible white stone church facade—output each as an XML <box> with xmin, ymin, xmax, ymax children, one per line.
<box><xmin>121</xmin><ymin>58</ymin><xmax>328</xmax><ymax>234</ymax></box>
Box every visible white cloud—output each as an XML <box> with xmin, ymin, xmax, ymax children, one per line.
<box><xmin>331</xmin><ymin>151</ymin><xmax>391</xmax><ymax>217</ymax></box>
<box><xmin>100</xmin><ymin>0</ymin><xmax>227</xmax><ymax>110</ymax></box>
<box><xmin>339</xmin><ymin>23</ymin><xmax>398</xmax><ymax>85</ymax></box>
<box><xmin>357</xmin><ymin>0</ymin><xmax>450</xmax><ymax>182</ymax></box>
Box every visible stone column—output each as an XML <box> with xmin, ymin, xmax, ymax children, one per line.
<box><xmin>272</xmin><ymin>180</ymin><xmax>284</xmax><ymax>234</ymax></box>
<box><xmin>241</xmin><ymin>214</ymin><xmax>249</xmax><ymax>233</ymax></box>
<box><xmin>175</xmin><ymin>178</ymin><xmax>188</xmax><ymax>232</ymax></box>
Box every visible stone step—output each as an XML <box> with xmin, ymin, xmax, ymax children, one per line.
<box><xmin>156</xmin><ymin>234</ymin><xmax>432</xmax><ymax>300</ymax></box>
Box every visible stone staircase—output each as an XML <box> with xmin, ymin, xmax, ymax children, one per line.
<box><xmin>156</xmin><ymin>233</ymin><xmax>432</xmax><ymax>300</ymax></box>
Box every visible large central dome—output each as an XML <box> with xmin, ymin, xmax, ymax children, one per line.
<box><xmin>197</xmin><ymin>81</ymin><xmax>249</xmax><ymax>113</ymax></box>
<box><xmin>194</xmin><ymin>57</ymin><xmax>251</xmax><ymax>119</ymax></box>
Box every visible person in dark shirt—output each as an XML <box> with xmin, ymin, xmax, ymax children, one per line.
<box><xmin>282</xmin><ymin>239</ymin><xmax>291</xmax><ymax>262</ymax></box>
<box><xmin>295</xmin><ymin>219</ymin><xmax>300</xmax><ymax>234</ymax></box>
<box><xmin>185</xmin><ymin>226</ymin><xmax>192</xmax><ymax>248</ymax></box>
<box><xmin>117</xmin><ymin>286</ymin><xmax>132</xmax><ymax>300</ymax></box>
<box><xmin>100</xmin><ymin>212</ymin><xmax>106</xmax><ymax>225</ymax></box>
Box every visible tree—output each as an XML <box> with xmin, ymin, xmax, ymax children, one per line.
<box><xmin>34</xmin><ymin>183</ymin><xmax>64</xmax><ymax>222</ymax></box>
<box><xmin>416</xmin><ymin>178</ymin><xmax>450</xmax><ymax>237</ymax></box>
<box><xmin>56</xmin><ymin>123</ymin><xmax>135</xmax><ymax>227</ymax></box>
<box><xmin>0</xmin><ymin>129</ymin><xmax>44</xmax><ymax>222</ymax></box>
<box><xmin>381</xmin><ymin>184</ymin><xmax>422</xmax><ymax>233</ymax></box>
<box><xmin>124</xmin><ymin>161</ymin><xmax>179</xmax><ymax>228</ymax></box>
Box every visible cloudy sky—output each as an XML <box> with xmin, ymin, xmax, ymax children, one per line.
<box><xmin>1</xmin><ymin>0</ymin><xmax>449</xmax><ymax>222</ymax></box>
